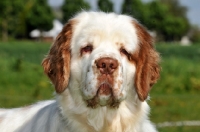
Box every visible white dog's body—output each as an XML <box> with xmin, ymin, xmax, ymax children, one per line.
<box><xmin>0</xmin><ymin>100</ymin><xmax>154</xmax><ymax>132</ymax></box>
<box><xmin>0</xmin><ymin>12</ymin><xmax>160</xmax><ymax>132</ymax></box>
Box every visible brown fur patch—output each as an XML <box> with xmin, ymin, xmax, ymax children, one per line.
<box><xmin>132</xmin><ymin>21</ymin><xmax>160</xmax><ymax>101</ymax></box>
<box><xmin>42</xmin><ymin>20</ymin><xmax>76</xmax><ymax>93</ymax></box>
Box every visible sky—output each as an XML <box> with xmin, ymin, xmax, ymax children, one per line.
<box><xmin>48</xmin><ymin>0</ymin><xmax>200</xmax><ymax>27</ymax></box>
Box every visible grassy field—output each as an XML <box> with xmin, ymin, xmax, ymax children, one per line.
<box><xmin>150</xmin><ymin>44</ymin><xmax>200</xmax><ymax>132</ymax></box>
<box><xmin>0</xmin><ymin>41</ymin><xmax>53</xmax><ymax>107</ymax></box>
<box><xmin>0</xmin><ymin>41</ymin><xmax>200</xmax><ymax>131</ymax></box>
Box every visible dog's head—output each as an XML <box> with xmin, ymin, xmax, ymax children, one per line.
<box><xmin>42</xmin><ymin>12</ymin><xmax>160</xmax><ymax>108</ymax></box>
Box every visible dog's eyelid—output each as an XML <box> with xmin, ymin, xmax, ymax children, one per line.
<box><xmin>120</xmin><ymin>48</ymin><xmax>131</xmax><ymax>60</ymax></box>
<box><xmin>81</xmin><ymin>45</ymin><xmax>93</xmax><ymax>55</ymax></box>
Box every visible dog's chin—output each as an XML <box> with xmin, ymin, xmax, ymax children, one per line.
<box><xmin>86</xmin><ymin>83</ymin><xmax>121</xmax><ymax>108</ymax></box>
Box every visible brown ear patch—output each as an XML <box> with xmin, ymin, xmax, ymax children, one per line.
<box><xmin>132</xmin><ymin>21</ymin><xmax>160</xmax><ymax>101</ymax></box>
<box><xmin>42</xmin><ymin>20</ymin><xmax>75</xmax><ymax>93</ymax></box>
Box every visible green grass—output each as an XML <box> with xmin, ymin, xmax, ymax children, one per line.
<box><xmin>150</xmin><ymin>44</ymin><xmax>200</xmax><ymax>132</ymax></box>
<box><xmin>0</xmin><ymin>41</ymin><xmax>200</xmax><ymax>131</ymax></box>
<box><xmin>149</xmin><ymin>94</ymin><xmax>200</xmax><ymax>132</ymax></box>
<box><xmin>154</xmin><ymin>44</ymin><xmax>200</xmax><ymax>94</ymax></box>
<box><xmin>0</xmin><ymin>41</ymin><xmax>54</xmax><ymax>107</ymax></box>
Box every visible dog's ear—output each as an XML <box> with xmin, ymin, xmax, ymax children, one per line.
<box><xmin>42</xmin><ymin>21</ymin><xmax>74</xmax><ymax>93</ymax></box>
<box><xmin>132</xmin><ymin>21</ymin><xmax>160</xmax><ymax>101</ymax></box>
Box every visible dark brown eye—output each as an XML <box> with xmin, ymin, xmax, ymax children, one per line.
<box><xmin>81</xmin><ymin>45</ymin><xmax>93</xmax><ymax>55</ymax></box>
<box><xmin>120</xmin><ymin>48</ymin><xmax>131</xmax><ymax>60</ymax></box>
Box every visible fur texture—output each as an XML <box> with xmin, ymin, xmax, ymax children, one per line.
<box><xmin>0</xmin><ymin>11</ymin><xmax>160</xmax><ymax>132</ymax></box>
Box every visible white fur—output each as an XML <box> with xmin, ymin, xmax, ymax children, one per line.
<box><xmin>0</xmin><ymin>12</ymin><xmax>157</xmax><ymax>132</ymax></box>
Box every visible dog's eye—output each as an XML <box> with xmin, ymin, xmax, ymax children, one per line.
<box><xmin>120</xmin><ymin>48</ymin><xmax>131</xmax><ymax>60</ymax></box>
<box><xmin>81</xmin><ymin>45</ymin><xmax>93</xmax><ymax>55</ymax></box>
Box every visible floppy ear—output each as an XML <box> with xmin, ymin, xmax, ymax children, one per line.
<box><xmin>132</xmin><ymin>21</ymin><xmax>160</xmax><ymax>101</ymax></box>
<box><xmin>42</xmin><ymin>21</ymin><xmax>74</xmax><ymax>93</ymax></box>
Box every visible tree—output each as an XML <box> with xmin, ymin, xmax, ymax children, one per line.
<box><xmin>98</xmin><ymin>0</ymin><xmax>113</xmax><ymax>12</ymax></box>
<box><xmin>122</xmin><ymin>0</ymin><xmax>190</xmax><ymax>41</ymax></box>
<box><xmin>147</xmin><ymin>0</ymin><xmax>190</xmax><ymax>41</ymax></box>
<box><xmin>16</xmin><ymin>0</ymin><xmax>34</xmax><ymax>38</ymax></box>
<box><xmin>0</xmin><ymin>0</ymin><xmax>54</xmax><ymax>40</ymax></box>
<box><xmin>122</xmin><ymin>0</ymin><xmax>149</xmax><ymax>24</ymax></box>
<box><xmin>61</xmin><ymin>0</ymin><xmax>90</xmax><ymax>23</ymax></box>
<box><xmin>190</xmin><ymin>26</ymin><xmax>200</xmax><ymax>43</ymax></box>
<box><xmin>161</xmin><ymin>0</ymin><xmax>189</xmax><ymax>40</ymax></box>
<box><xmin>26</xmin><ymin>0</ymin><xmax>54</xmax><ymax>37</ymax></box>
<box><xmin>0</xmin><ymin>1</ymin><xmax>24</xmax><ymax>40</ymax></box>
<box><xmin>161</xmin><ymin>0</ymin><xmax>188</xmax><ymax>17</ymax></box>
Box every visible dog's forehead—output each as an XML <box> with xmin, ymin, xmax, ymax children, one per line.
<box><xmin>71</xmin><ymin>12</ymin><xmax>139</xmax><ymax>53</ymax></box>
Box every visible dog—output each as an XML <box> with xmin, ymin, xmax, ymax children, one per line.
<box><xmin>0</xmin><ymin>11</ymin><xmax>160</xmax><ymax>132</ymax></box>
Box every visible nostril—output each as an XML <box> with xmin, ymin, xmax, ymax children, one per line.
<box><xmin>102</xmin><ymin>63</ymin><xmax>106</xmax><ymax>68</ymax></box>
<box><xmin>110</xmin><ymin>63</ymin><xmax>116</xmax><ymax>69</ymax></box>
<box><xmin>110</xmin><ymin>61</ymin><xmax>118</xmax><ymax>69</ymax></box>
<box><xmin>110</xmin><ymin>64</ymin><xmax>113</xmax><ymax>69</ymax></box>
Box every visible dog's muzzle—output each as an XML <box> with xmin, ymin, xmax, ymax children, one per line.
<box><xmin>86</xmin><ymin>57</ymin><xmax>122</xmax><ymax>108</ymax></box>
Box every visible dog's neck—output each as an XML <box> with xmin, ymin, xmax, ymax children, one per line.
<box><xmin>56</xmin><ymin>88</ymin><xmax>149</xmax><ymax>132</ymax></box>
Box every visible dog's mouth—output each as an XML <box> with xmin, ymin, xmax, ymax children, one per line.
<box><xmin>84</xmin><ymin>62</ymin><xmax>124</xmax><ymax>108</ymax></box>
<box><xmin>97</xmin><ymin>83</ymin><xmax>112</xmax><ymax>105</ymax></box>
<box><xmin>86</xmin><ymin>82</ymin><xmax>120</xmax><ymax>108</ymax></box>
<box><xmin>98</xmin><ymin>83</ymin><xmax>112</xmax><ymax>96</ymax></box>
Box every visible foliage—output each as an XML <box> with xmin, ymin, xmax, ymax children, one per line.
<box><xmin>161</xmin><ymin>0</ymin><xmax>188</xmax><ymax>17</ymax></box>
<box><xmin>149</xmin><ymin>0</ymin><xmax>189</xmax><ymax>41</ymax></box>
<box><xmin>122</xmin><ymin>0</ymin><xmax>148</xmax><ymax>22</ymax></box>
<box><xmin>61</xmin><ymin>0</ymin><xmax>90</xmax><ymax>23</ymax></box>
<box><xmin>0</xmin><ymin>1</ymin><xmax>24</xmax><ymax>40</ymax></box>
<box><xmin>0</xmin><ymin>0</ymin><xmax>54</xmax><ymax>40</ymax></box>
<box><xmin>122</xmin><ymin>0</ymin><xmax>190</xmax><ymax>41</ymax></box>
<box><xmin>98</xmin><ymin>0</ymin><xmax>113</xmax><ymax>12</ymax></box>
<box><xmin>190</xmin><ymin>26</ymin><xmax>200</xmax><ymax>43</ymax></box>
<box><xmin>26</xmin><ymin>0</ymin><xmax>54</xmax><ymax>34</ymax></box>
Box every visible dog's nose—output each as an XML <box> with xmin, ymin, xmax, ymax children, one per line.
<box><xmin>96</xmin><ymin>57</ymin><xmax>118</xmax><ymax>74</ymax></box>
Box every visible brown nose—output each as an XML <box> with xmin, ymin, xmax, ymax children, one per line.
<box><xmin>96</xmin><ymin>57</ymin><xmax>118</xmax><ymax>74</ymax></box>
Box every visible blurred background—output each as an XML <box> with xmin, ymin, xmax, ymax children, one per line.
<box><xmin>0</xmin><ymin>0</ymin><xmax>200</xmax><ymax>132</ymax></box>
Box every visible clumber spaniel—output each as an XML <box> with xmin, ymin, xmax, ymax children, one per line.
<box><xmin>0</xmin><ymin>12</ymin><xmax>160</xmax><ymax>132</ymax></box>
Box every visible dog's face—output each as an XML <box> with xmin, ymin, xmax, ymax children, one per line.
<box><xmin>42</xmin><ymin>12</ymin><xmax>160</xmax><ymax>108</ymax></box>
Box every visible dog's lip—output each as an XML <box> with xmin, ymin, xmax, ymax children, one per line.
<box><xmin>85</xmin><ymin>83</ymin><xmax>113</xmax><ymax>107</ymax></box>
<box><xmin>85</xmin><ymin>83</ymin><xmax>123</xmax><ymax>108</ymax></box>
<box><xmin>97</xmin><ymin>83</ymin><xmax>112</xmax><ymax>96</ymax></box>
